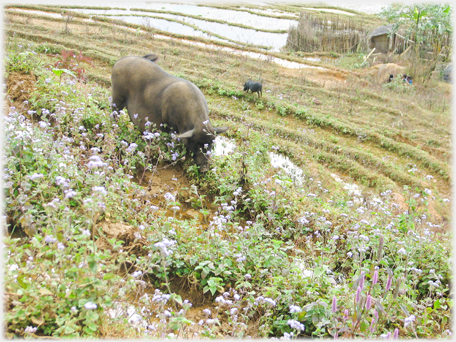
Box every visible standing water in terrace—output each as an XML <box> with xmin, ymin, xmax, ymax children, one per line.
<box><xmin>213</xmin><ymin>136</ymin><xmax>236</xmax><ymax>156</ymax></box>
<box><xmin>72</xmin><ymin>4</ymin><xmax>297</xmax><ymax>30</ymax></box>
<box><xmin>62</xmin><ymin>5</ymin><xmax>296</xmax><ymax>51</ymax></box>
<box><xmin>269</xmin><ymin>152</ymin><xmax>305</xmax><ymax>185</ymax></box>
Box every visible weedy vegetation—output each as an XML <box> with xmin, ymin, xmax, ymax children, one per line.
<box><xmin>3</xmin><ymin>2</ymin><xmax>452</xmax><ymax>340</ymax></box>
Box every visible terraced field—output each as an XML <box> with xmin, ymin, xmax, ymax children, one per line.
<box><xmin>6</xmin><ymin>4</ymin><xmax>452</xmax><ymax>213</ymax></box>
<box><xmin>3</xmin><ymin>3</ymin><xmax>452</xmax><ymax>339</ymax></box>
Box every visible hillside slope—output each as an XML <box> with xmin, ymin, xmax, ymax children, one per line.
<box><xmin>3</xmin><ymin>4</ymin><xmax>452</xmax><ymax>339</ymax></box>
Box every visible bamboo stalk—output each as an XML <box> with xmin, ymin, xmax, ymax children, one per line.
<box><xmin>400</xmin><ymin>44</ymin><xmax>413</xmax><ymax>56</ymax></box>
<box><xmin>364</xmin><ymin>47</ymin><xmax>376</xmax><ymax>61</ymax></box>
<box><xmin>395</xmin><ymin>32</ymin><xmax>414</xmax><ymax>43</ymax></box>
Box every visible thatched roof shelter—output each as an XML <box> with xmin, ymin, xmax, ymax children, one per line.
<box><xmin>369</xmin><ymin>23</ymin><xmax>406</xmax><ymax>54</ymax></box>
<box><xmin>369</xmin><ymin>24</ymin><xmax>395</xmax><ymax>38</ymax></box>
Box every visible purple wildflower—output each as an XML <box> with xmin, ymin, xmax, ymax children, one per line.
<box><xmin>366</xmin><ymin>294</ymin><xmax>372</xmax><ymax>310</ymax></box>
<box><xmin>356</xmin><ymin>286</ymin><xmax>361</xmax><ymax>302</ymax></box>
<box><xmin>287</xmin><ymin>319</ymin><xmax>305</xmax><ymax>332</ymax></box>
<box><xmin>386</xmin><ymin>275</ymin><xmax>393</xmax><ymax>291</ymax></box>
<box><xmin>372</xmin><ymin>270</ymin><xmax>378</xmax><ymax>285</ymax></box>
<box><xmin>393</xmin><ymin>328</ymin><xmax>399</xmax><ymax>339</ymax></box>
<box><xmin>290</xmin><ymin>305</ymin><xmax>302</xmax><ymax>313</ymax></box>
<box><xmin>84</xmin><ymin>302</ymin><xmax>97</xmax><ymax>310</ymax></box>
<box><xmin>332</xmin><ymin>296</ymin><xmax>337</xmax><ymax>313</ymax></box>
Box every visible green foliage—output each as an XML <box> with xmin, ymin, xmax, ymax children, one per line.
<box><xmin>255</xmin><ymin>99</ymin><xmax>265</xmax><ymax>110</ymax></box>
<box><xmin>277</xmin><ymin>104</ymin><xmax>289</xmax><ymax>116</ymax></box>
<box><xmin>293</xmin><ymin>106</ymin><xmax>308</xmax><ymax>119</ymax></box>
<box><xmin>379</xmin><ymin>3</ymin><xmax>452</xmax><ymax>59</ymax></box>
<box><xmin>334</xmin><ymin>53</ymin><xmax>368</xmax><ymax>70</ymax></box>
<box><xmin>35</xmin><ymin>43</ymin><xmax>63</xmax><ymax>55</ymax></box>
<box><xmin>5</xmin><ymin>233</ymin><xmax>122</xmax><ymax>338</ymax></box>
<box><xmin>5</xmin><ymin>41</ymin><xmax>44</xmax><ymax>74</ymax></box>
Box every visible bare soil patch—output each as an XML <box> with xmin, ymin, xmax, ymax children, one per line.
<box><xmin>6</xmin><ymin>72</ymin><xmax>37</xmax><ymax>110</ymax></box>
<box><xmin>136</xmin><ymin>164</ymin><xmax>212</xmax><ymax>223</ymax></box>
<box><xmin>99</xmin><ymin>221</ymin><xmax>135</xmax><ymax>239</ymax></box>
<box><xmin>137</xmin><ymin>163</ymin><xmax>191</xmax><ymax>196</ymax></box>
<box><xmin>281</xmin><ymin>66</ymin><xmax>347</xmax><ymax>88</ymax></box>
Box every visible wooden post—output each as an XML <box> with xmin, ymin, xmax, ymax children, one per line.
<box><xmin>364</xmin><ymin>47</ymin><xmax>376</xmax><ymax>62</ymax></box>
<box><xmin>395</xmin><ymin>33</ymin><xmax>414</xmax><ymax>43</ymax></box>
<box><xmin>400</xmin><ymin>45</ymin><xmax>413</xmax><ymax>57</ymax></box>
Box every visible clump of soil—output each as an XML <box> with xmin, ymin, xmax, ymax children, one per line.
<box><xmin>99</xmin><ymin>220</ymin><xmax>135</xmax><ymax>239</ymax></box>
<box><xmin>137</xmin><ymin>164</ymin><xmax>211</xmax><ymax>223</ymax></box>
<box><xmin>391</xmin><ymin>192</ymin><xmax>408</xmax><ymax>212</ymax></box>
<box><xmin>6</xmin><ymin>72</ymin><xmax>37</xmax><ymax>110</ymax></box>
<box><xmin>138</xmin><ymin>163</ymin><xmax>191</xmax><ymax>197</ymax></box>
<box><xmin>96</xmin><ymin>220</ymin><xmax>148</xmax><ymax>256</ymax></box>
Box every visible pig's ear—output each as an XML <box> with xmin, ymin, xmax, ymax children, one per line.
<box><xmin>214</xmin><ymin>126</ymin><xmax>229</xmax><ymax>134</ymax></box>
<box><xmin>177</xmin><ymin>128</ymin><xmax>194</xmax><ymax>139</ymax></box>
